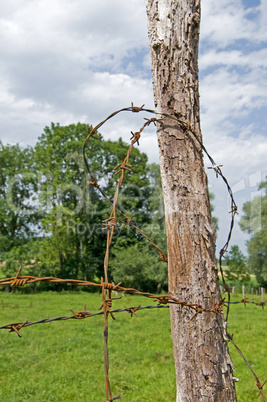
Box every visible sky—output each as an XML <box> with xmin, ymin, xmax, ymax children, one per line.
<box><xmin>1</xmin><ymin>0</ymin><xmax>266</xmax><ymax>256</ymax></box>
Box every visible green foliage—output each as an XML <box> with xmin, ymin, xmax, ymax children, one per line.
<box><xmin>0</xmin><ymin>123</ymin><xmax>157</xmax><ymax>287</ymax></box>
<box><xmin>109</xmin><ymin>163</ymin><xmax>168</xmax><ymax>293</ymax></box>
<box><xmin>240</xmin><ymin>178</ymin><xmax>267</xmax><ymax>288</ymax></box>
<box><xmin>224</xmin><ymin>245</ymin><xmax>250</xmax><ymax>286</ymax></box>
<box><xmin>32</xmin><ymin>123</ymin><xmax>153</xmax><ymax>283</ymax></box>
<box><xmin>209</xmin><ymin>191</ymin><xmax>219</xmax><ymax>232</ymax></box>
<box><xmin>0</xmin><ymin>141</ymin><xmax>37</xmax><ymax>251</ymax></box>
<box><xmin>0</xmin><ymin>124</ymin><xmax>218</xmax><ymax>292</ymax></box>
<box><xmin>146</xmin><ymin>163</ymin><xmax>166</xmax><ymax>250</ymax></box>
<box><xmin>110</xmin><ymin>243</ymin><xmax>167</xmax><ymax>293</ymax></box>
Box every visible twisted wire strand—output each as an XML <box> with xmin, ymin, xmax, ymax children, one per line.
<box><xmin>1</xmin><ymin>104</ymin><xmax>265</xmax><ymax>400</ymax></box>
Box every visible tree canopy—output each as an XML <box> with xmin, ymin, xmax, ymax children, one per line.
<box><xmin>0</xmin><ymin>122</ymin><xmax>219</xmax><ymax>293</ymax></box>
<box><xmin>239</xmin><ymin>178</ymin><xmax>267</xmax><ymax>288</ymax></box>
<box><xmin>0</xmin><ymin>141</ymin><xmax>37</xmax><ymax>250</ymax></box>
<box><xmin>224</xmin><ymin>245</ymin><xmax>250</xmax><ymax>286</ymax></box>
<box><xmin>0</xmin><ymin>123</ymin><xmax>167</xmax><ymax>291</ymax></box>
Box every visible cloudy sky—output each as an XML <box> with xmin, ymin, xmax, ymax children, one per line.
<box><xmin>1</xmin><ymin>0</ymin><xmax>266</xmax><ymax>256</ymax></box>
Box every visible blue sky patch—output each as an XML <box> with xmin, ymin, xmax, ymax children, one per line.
<box><xmin>242</xmin><ymin>0</ymin><xmax>260</xmax><ymax>9</ymax></box>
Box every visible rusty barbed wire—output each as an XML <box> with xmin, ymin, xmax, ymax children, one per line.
<box><xmin>1</xmin><ymin>291</ymin><xmax>264</xmax><ymax>337</ymax></box>
<box><xmin>95</xmin><ymin>117</ymin><xmax>164</xmax><ymax>400</ymax></box>
<box><xmin>83</xmin><ymin>104</ymin><xmax>237</xmax><ymax>317</ymax></box>
<box><xmin>79</xmin><ymin>102</ymin><xmax>266</xmax><ymax>401</ymax></box>
<box><xmin>227</xmin><ymin>332</ymin><xmax>266</xmax><ymax>402</ymax></box>
<box><xmin>1</xmin><ymin>267</ymin><xmax>266</xmax><ymax>311</ymax></box>
<box><xmin>1</xmin><ymin>103</ymin><xmax>265</xmax><ymax>400</ymax></box>
<box><xmin>0</xmin><ymin>304</ymin><xmax>170</xmax><ymax>336</ymax></box>
<box><xmin>84</xmin><ymin>115</ymin><xmax>168</xmax><ymax>263</ymax></box>
<box><xmin>1</xmin><ymin>279</ymin><xmax>265</xmax><ymax>400</ymax></box>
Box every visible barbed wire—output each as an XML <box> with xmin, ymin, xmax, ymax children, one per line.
<box><xmin>1</xmin><ymin>267</ymin><xmax>266</xmax><ymax>310</ymax></box>
<box><xmin>1</xmin><ymin>271</ymin><xmax>266</xmax><ymax>399</ymax></box>
<box><xmin>1</xmin><ymin>295</ymin><xmax>265</xmax><ymax>337</ymax></box>
<box><xmin>227</xmin><ymin>332</ymin><xmax>267</xmax><ymax>402</ymax></box>
<box><xmin>83</xmin><ymin>103</ymin><xmax>237</xmax><ymax>319</ymax></box>
<box><xmin>1</xmin><ymin>103</ymin><xmax>266</xmax><ymax>401</ymax></box>
<box><xmin>0</xmin><ymin>304</ymin><xmax>169</xmax><ymax>337</ymax></box>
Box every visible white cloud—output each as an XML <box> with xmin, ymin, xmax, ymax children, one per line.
<box><xmin>201</xmin><ymin>0</ymin><xmax>266</xmax><ymax>46</ymax></box>
<box><xmin>0</xmin><ymin>71</ymin><xmax>154</xmax><ymax>145</ymax></box>
<box><xmin>200</xmin><ymin>67</ymin><xmax>267</xmax><ymax>141</ymax></box>
<box><xmin>0</xmin><ymin>0</ymin><xmax>149</xmax><ymax>74</ymax></box>
<box><xmin>0</xmin><ymin>0</ymin><xmax>266</xmax><ymax>255</ymax></box>
<box><xmin>0</xmin><ymin>0</ymin><xmax>153</xmax><ymax>145</ymax></box>
<box><xmin>200</xmin><ymin>48</ymin><xmax>267</xmax><ymax>70</ymax></box>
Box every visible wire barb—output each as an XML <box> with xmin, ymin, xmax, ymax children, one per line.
<box><xmin>130</xmin><ymin>102</ymin><xmax>145</xmax><ymax>112</ymax></box>
<box><xmin>70</xmin><ymin>304</ymin><xmax>92</xmax><ymax>319</ymax></box>
<box><xmin>1</xmin><ymin>105</ymin><xmax>265</xmax><ymax>401</ymax></box>
<box><xmin>113</xmin><ymin>162</ymin><xmax>133</xmax><ymax>175</ymax></box>
<box><xmin>102</xmin><ymin>217</ymin><xmax>118</xmax><ymax>231</ymax></box>
<box><xmin>9</xmin><ymin>321</ymin><xmax>28</xmax><ymax>337</ymax></box>
<box><xmin>207</xmin><ymin>164</ymin><xmax>223</xmax><ymax>178</ymax></box>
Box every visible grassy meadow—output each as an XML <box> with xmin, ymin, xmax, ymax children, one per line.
<box><xmin>0</xmin><ymin>291</ymin><xmax>266</xmax><ymax>401</ymax></box>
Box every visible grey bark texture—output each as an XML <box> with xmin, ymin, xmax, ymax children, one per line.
<box><xmin>146</xmin><ymin>1</ymin><xmax>237</xmax><ymax>401</ymax></box>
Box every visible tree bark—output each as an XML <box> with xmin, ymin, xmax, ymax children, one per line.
<box><xmin>146</xmin><ymin>1</ymin><xmax>237</xmax><ymax>400</ymax></box>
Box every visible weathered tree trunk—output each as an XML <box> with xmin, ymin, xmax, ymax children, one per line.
<box><xmin>146</xmin><ymin>1</ymin><xmax>237</xmax><ymax>400</ymax></box>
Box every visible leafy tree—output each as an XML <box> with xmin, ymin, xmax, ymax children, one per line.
<box><xmin>0</xmin><ymin>125</ymin><xmax>220</xmax><ymax>293</ymax></box>
<box><xmin>0</xmin><ymin>123</ymin><xmax>155</xmax><ymax>286</ymax></box>
<box><xmin>0</xmin><ymin>141</ymin><xmax>37</xmax><ymax>248</ymax></box>
<box><xmin>0</xmin><ymin>141</ymin><xmax>38</xmax><ymax>278</ymax></box>
<box><xmin>146</xmin><ymin>163</ymin><xmax>166</xmax><ymax>249</ymax></box>
<box><xmin>109</xmin><ymin>163</ymin><xmax>168</xmax><ymax>293</ymax></box>
<box><xmin>240</xmin><ymin>179</ymin><xmax>267</xmax><ymax>287</ymax></box>
<box><xmin>224</xmin><ymin>245</ymin><xmax>250</xmax><ymax>285</ymax></box>
<box><xmin>110</xmin><ymin>243</ymin><xmax>167</xmax><ymax>293</ymax></box>
<box><xmin>209</xmin><ymin>192</ymin><xmax>219</xmax><ymax>232</ymax></box>
<box><xmin>31</xmin><ymin>123</ymin><xmax>152</xmax><ymax>282</ymax></box>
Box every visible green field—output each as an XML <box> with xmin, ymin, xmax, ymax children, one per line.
<box><xmin>0</xmin><ymin>291</ymin><xmax>266</xmax><ymax>401</ymax></box>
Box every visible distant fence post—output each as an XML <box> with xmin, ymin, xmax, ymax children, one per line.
<box><xmin>242</xmin><ymin>285</ymin><xmax>245</xmax><ymax>299</ymax></box>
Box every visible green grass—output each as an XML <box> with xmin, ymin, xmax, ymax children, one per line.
<box><xmin>226</xmin><ymin>294</ymin><xmax>267</xmax><ymax>401</ymax></box>
<box><xmin>0</xmin><ymin>291</ymin><xmax>266</xmax><ymax>401</ymax></box>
